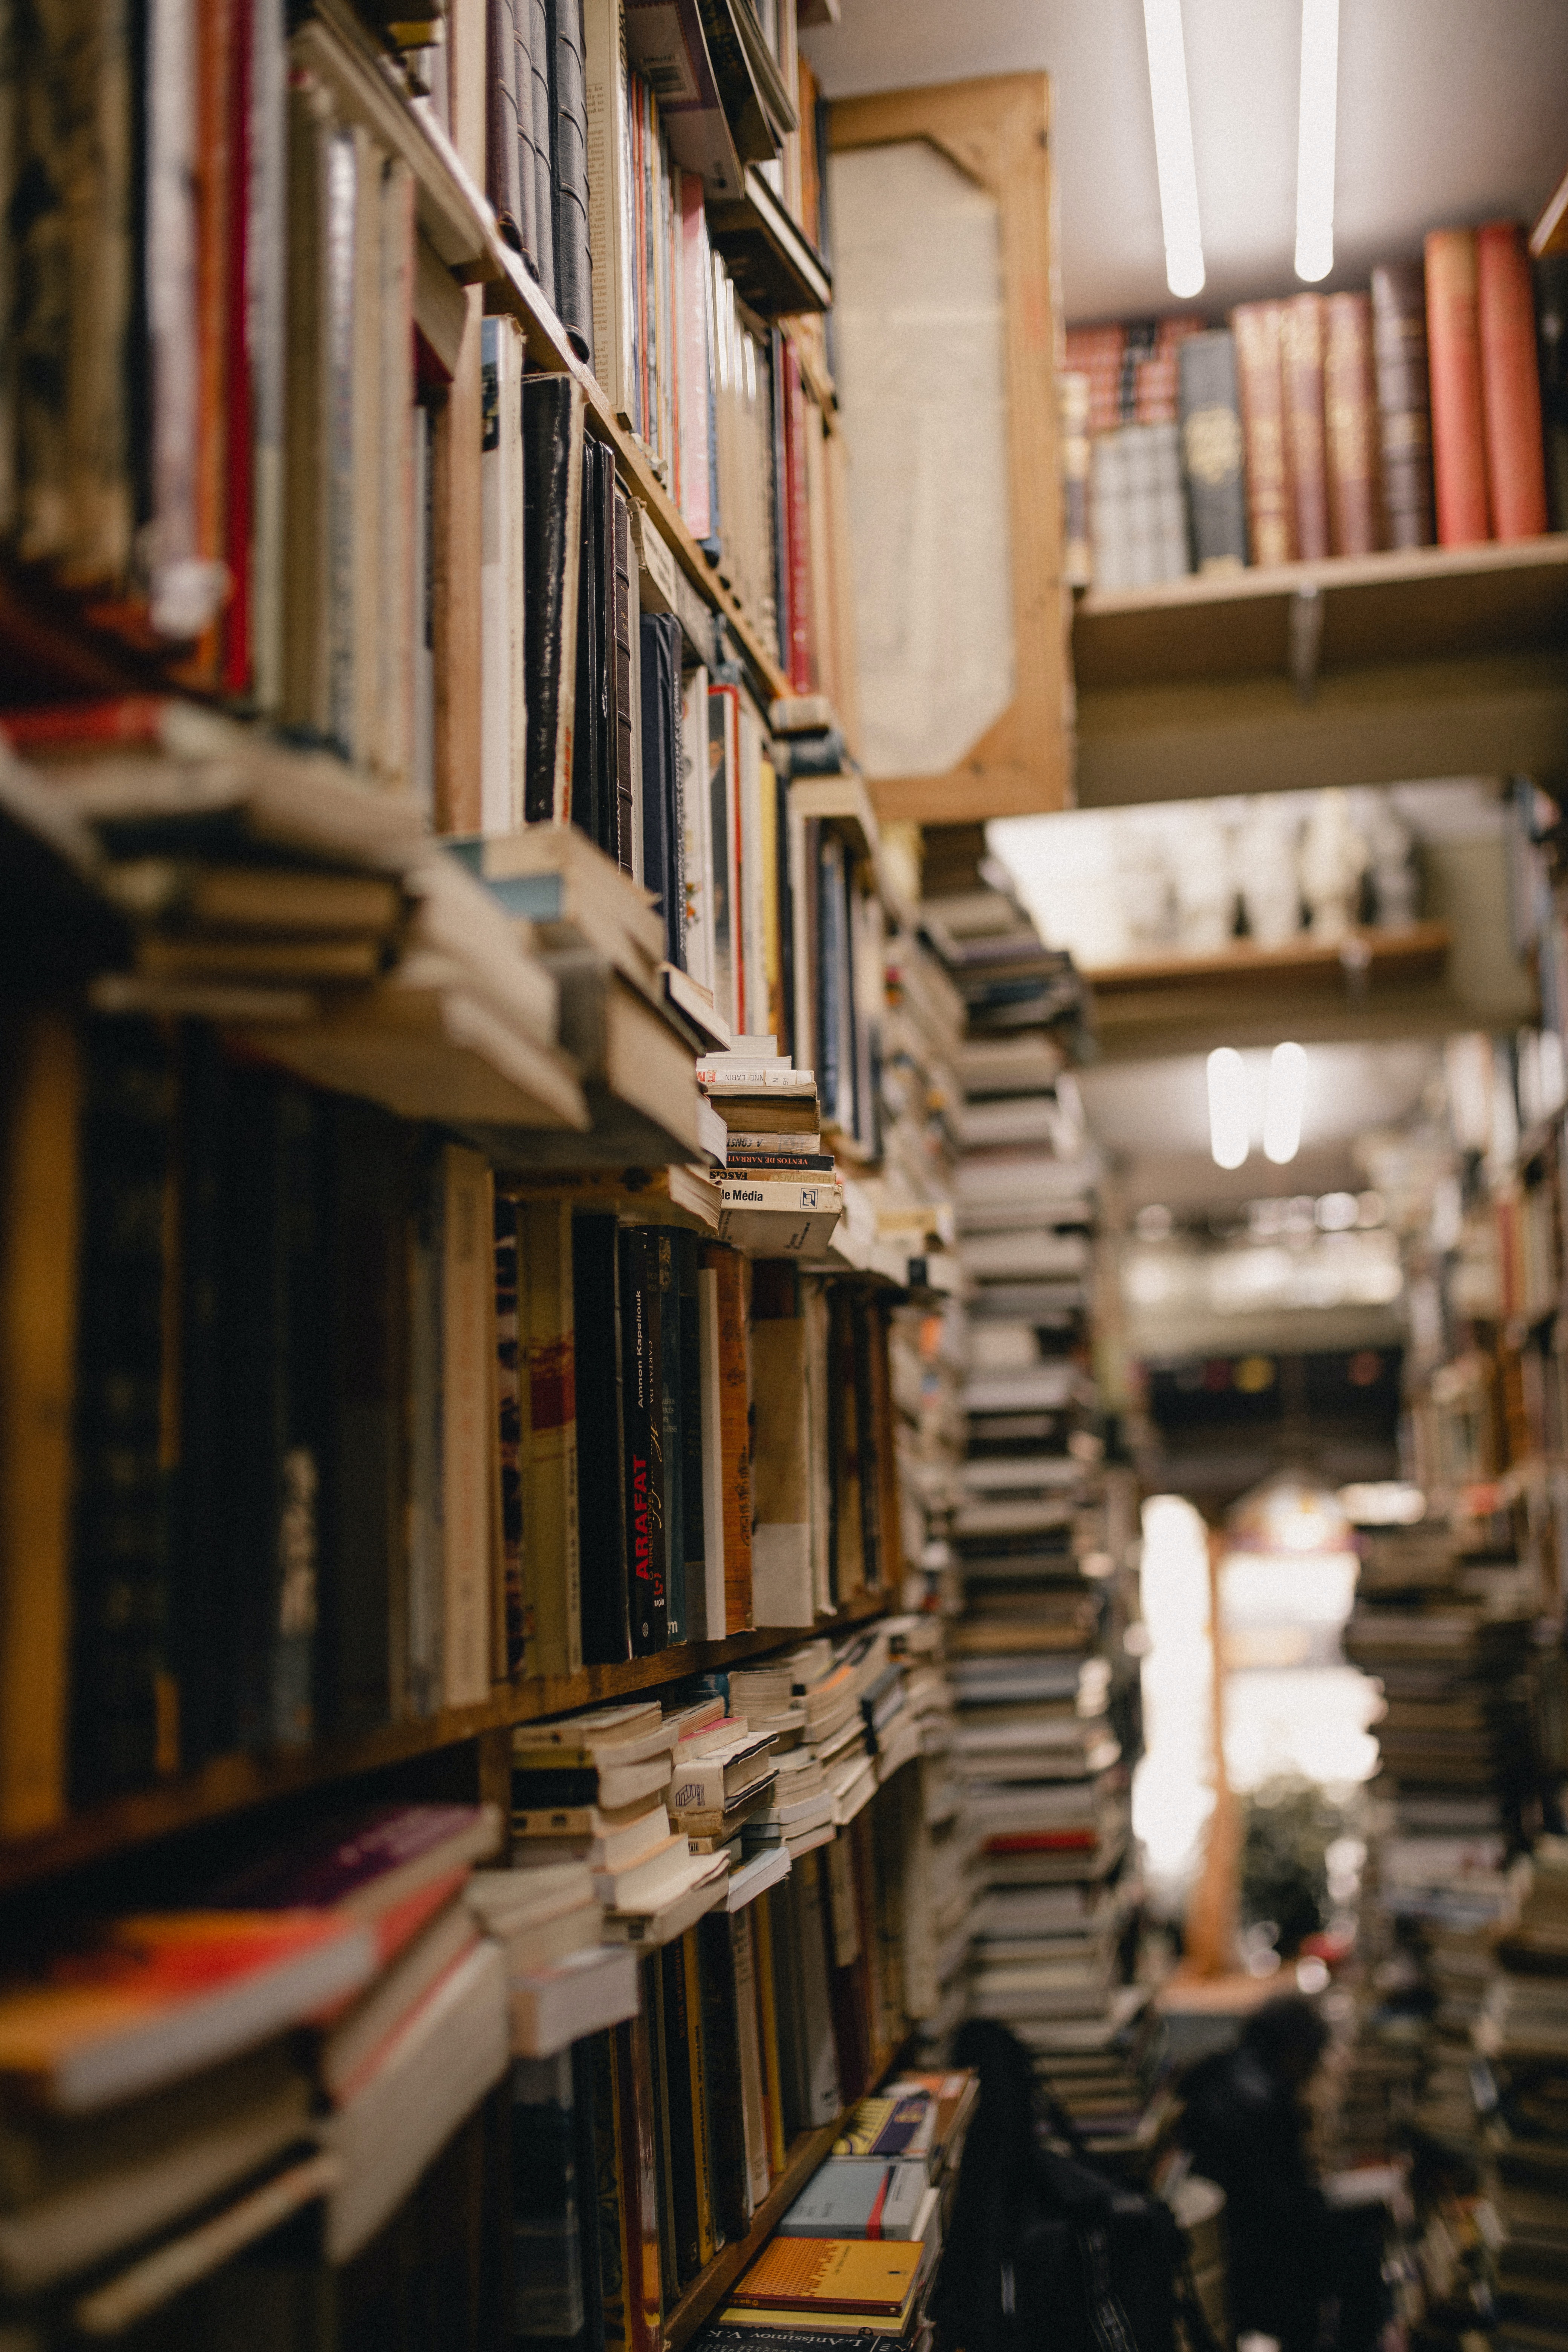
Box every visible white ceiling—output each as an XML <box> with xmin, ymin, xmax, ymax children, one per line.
<box><xmin>1078</xmin><ymin>1037</ymin><xmax>1442</xmax><ymax>1208</ymax></box>
<box><xmin>802</xmin><ymin>0</ymin><xmax>1568</xmax><ymax>322</ymax></box>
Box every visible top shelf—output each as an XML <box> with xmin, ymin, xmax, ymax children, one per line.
<box><xmin>1073</xmin><ymin>534</ymin><xmax>1568</xmax><ymax>693</ymax></box>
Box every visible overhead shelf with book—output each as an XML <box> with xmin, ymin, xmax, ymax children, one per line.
<box><xmin>1063</xmin><ymin>214</ymin><xmax>1568</xmax><ymax>808</ymax></box>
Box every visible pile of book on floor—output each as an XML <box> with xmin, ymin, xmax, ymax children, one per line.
<box><xmin>1063</xmin><ymin>220</ymin><xmax>1562</xmax><ymax>585</ymax></box>
<box><xmin>1476</xmin><ymin>1839</ymin><xmax>1568</xmax><ymax>2352</ymax></box>
<box><xmin>916</xmin><ymin>859</ymin><xmax>1154</xmax><ymax>2150</ymax></box>
<box><xmin>697</xmin><ymin>2070</ymin><xmax>977</xmax><ymax>2352</ymax></box>
<box><xmin>1343</xmin><ymin>1512</ymin><xmax>1536</xmax><ymax>2162</ymax></box>
<box><xmin>0</xmin><ymin>1802</ymin><xmax>510</xmax><ymax>2332</ymax></box>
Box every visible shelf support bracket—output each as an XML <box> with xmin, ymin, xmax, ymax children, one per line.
<box><xmin>1288</xmin><ymin>583</ymin><xmax>1323</xmax><ymax>703</ymax></box>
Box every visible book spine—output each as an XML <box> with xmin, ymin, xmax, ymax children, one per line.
<box><xmin>674</xmin><ymin>1231</ymin><xmax>707</xmax><ymax>1642</ymax></box>
<box><xmin>511</xmin><ymin>0</ymin><xmax>541</xmax><ymax>278</ymax></box>
<box><xmin>70</xmin><ymin>1020</ymin><xmax>179</xmax><ymax>1803</ymax></box>
<box><xmin>573</xmin><ymin>1211</ymin><xmax>631</xmax><ymax>1663</ymax></box>
<box><xmin>655</xmin><ymin>1225</ymin><xmax>685</xmax><ymax>1644</ymax></box>
<box><xmin>1538</xmin><ymin>255</ymin><xmax>1568</xmax><ymax>533</ymax></box>
<box><xmin>704</xmin><ymin>1243</ymin><xmax>753</xmax><ymax>1634</ymax></box>
<box><xmin>406</xmin><ymin>1134</ymin><xmax>446</xmax><ymax>1718</ymax></box>
<box><xmin>1231</xmin><ymin>300</ymin><xmax>1294</xmax><ymax>566</ymax></box>
<box><xmin>487</xmin><ymin>0</ymin><xmax>526</xmax><ymax>248</ymax></box>
<box><xmin>616</xmin><ymin>2001</ymin><xmax>664</xmax><ymax>2352</ymax></box>
<box><xmin>682</xmin><ymin>1925</ymin><xmax>720</xmax><ymax>2267</ymax></box>
<box><xmin>1477</xmin><ymin>219</ymin><xmax>1549</xmax><ymax>542</ymax></box>
<box><xmin>1425</xmin><ymin>228</ymin><xmax>1491</xmax><ymax>545</ymax></box>
<box><xmin>612</xmin><ymin>479</ymin><xmax>638</xmax><ymax>875</ymax></box>
<box><xmin>751</xmin><ymin>1879</ymin><xmax>789</xmax><ymax>2179</ymax></box>
<box><xmin>1280</xmin><ymin>293</ymin><xmax>1329</xmax><ymax>560</ymax></box>
<box><xmin>729</xmin><ymin>1906</ymin><xmax>773</xmax><ymax>2211</ymax></box>
<box><xmin>644</xmin><ymin>1950</ymin><xmax>680</xmax><ymax>2306</ymax></box>
<box><xmin>1059</xmin><ymin>370</ymin><xmax>1091</xmax><ymax>586</ymax></box>
<box><xmin>493</xmin><ymin>1191</ymin><xmax>526</xmax><ymax>1677</ymax></box>
<box><xmin>441</xmin><ymin>1145</ymin><xmax>495</xmax><ymax>1708</ymax></box>
<box><xmin>1178</xmin><ymin>331</ymin><xmax>1248</xmax><ymax>572</ymax></box>
<box><xmin>0</xmin><ymin>1011</ymin><xmax>80</xmax><ymax>1837</ymax></box>
<box><xmin>1370</xmin><ymin>259</ymin><xmax>1435</xmax><ymax>549</ymax></box>
<box><xmin>619</xmin><ymin>1225</ymin><xmax>669</xmax><ymax>1654</ymax></box>
<box><xmin>551</xmin><ymin>0</ymin><xmax>595</xmax><ymax>363</ymax></box>
<box><xmin>1323</xmin><ymin>291</ymin><xmax>1381</xmax><ymax>556</ymax></box>
<box><xmin>591</xmin><ymin>2030</ymin><xmax>634</xmax><ymax>2352</ymax></box>
<box><xmin>697</xmin><ymin>1910</ymin><xmax>752</xmax><ymax>2242</ymax></box>
<box><xmin>520</xmin><ymin>1196</ymin><xmax>583</xmax><ymax>1681</ymax></box>
<box><xmin>529</xmin><ymin>0</ymin><xmax>557</xmax><ymax>311</ymax></box>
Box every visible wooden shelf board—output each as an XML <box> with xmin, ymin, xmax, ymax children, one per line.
<box><xmin>662</xmin><ymin>2035</ymin><xmax>911</xmax><ymax>2352</ymax></box>
<box><xmin>0</xmin><ymin>1593</ymin><xmax>893</xmax><ymax>1896</ymax></box>
<box><xmin>1085</xmin><ymin>921</ymin><xmax>1450</xmax><ymax>994</ymax></box>
<box><xmin>1073</xmin><ymin>534</ymin><xmax>1568</xmax><ymax>694</ymax></box>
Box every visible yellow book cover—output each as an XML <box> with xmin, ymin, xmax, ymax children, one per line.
<box><xmin>730</xmin><ymin>2236</ymin><xmax>923</xmax><ymax>2315</ymax></box>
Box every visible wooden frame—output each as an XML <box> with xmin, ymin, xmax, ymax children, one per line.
<box><xmin>829</xmin><ymin>74</ymin><xmax>1072</xmax><ymax>823</ymax></box>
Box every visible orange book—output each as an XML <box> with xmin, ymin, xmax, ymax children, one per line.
<box><xmin>1425</xmin><ymin>228</ymin><xmax>1491</xmax><ymax>544</ymax></box>
<box><xmin>0</xmin><ymin>1911</ymin><xmax>377</xmax><ymax>2113</ymax></box>
<box><xmin>730</xmin><ymin>2236</ymin><xmax>924</xmax><ymax>2314</ymax></box>
<box><xmin>1477</xmin><ymin>219</ymin><xmax>1550</xmax><ymax>541</ymax></box>
<box><xmin>1231</xmin><ymin>301</ymin><xmax>1295</xmax><ymax>565</ymax></box>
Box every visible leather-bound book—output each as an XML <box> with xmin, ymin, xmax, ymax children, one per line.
<box><xmin>550</xmin><ymin>0</ymin><xmax>595</xmax><ymax>363</ymax></box>
<box><xmin>486</xmin><ymin>0</ymin><xmax>525</xmax><ymax>250</ymax></box>
<box><xmin>1178</xmin><ymin>330</ymin><xmax>1248</xmax><ymax>571</ymax></box>
<box><xmin>1370</xmin><ymin>261</ymin><xmax>1435</xmax><ymax>547</ymax></box>
<box><xmin>1425</xmin><ymin>228</ymin><xmax>1491</xmax><ymax>544</ymax></box>
<box><xmin>1477</xmin><ymin>220</ymin><xmax>1549</xmax><ymax>541</ymax></box>
<box><xmin>1323</xmin><ymin>291</ymin><xmax>1381</xmax><ymax>555</ymax></box>
<box><xmin>1232</xmin><ymin>300</ymin><xmax>1295</xmax><ymax>565</ymax></box>
<box><xmin>1281</xmin><ymin>294</ymin><xmax>1329</xmax><ymax>559</ymax></box>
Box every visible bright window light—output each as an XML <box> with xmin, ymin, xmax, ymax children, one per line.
<box><xmin>1142</xmin><ymin>0</ymin><xmax>1206</xmax><ymax>299</ymax></box>
<box><xmin>1263</xmin><ymin>1041</ymin><xmax>1308</xmax><ymax>1164</ymax></box>
<box><xmin>1207</xmin><ymin>1047</ymin><xmax>1249</xmax><ymax>1169</ymax></box>
<box><xmin>1294</xmin><ymin>0</ymin><xmax>1339</xmax><ymax>282</ymax></box>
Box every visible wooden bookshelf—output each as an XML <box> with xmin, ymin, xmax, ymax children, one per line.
<box><xmin>1086</xmin><ymin>921</ymin><xmax>1451</xmax><ymax>995</ymax></box>
<box><xmin>663</xmin><ymin>2032</ymin><xmax>914</xmax><ymax>2352</ymax></box>
<box><xmin>1073</xmin><ymin>536</ymin><xmax>1568</xmax><ymax>805</ymax></box>
<box><xmin>0</xmin><ymin>1592</ymin><xmax>893</xmax><ymax>1897</ymax></box>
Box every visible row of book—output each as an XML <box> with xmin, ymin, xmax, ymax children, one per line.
<box><xmin>1064</xmin><ymin>220</ymin><xmax>1567</xmax><ymax>590</ymax></box>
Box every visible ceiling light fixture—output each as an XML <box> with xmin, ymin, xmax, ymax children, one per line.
<box><xmin>1141</xmin><ymin>0</ymin><xmax>1206</xmax><ymax>299</ymax></box>
<box><xmin>1263</xmin><ymin>1041</ymin><xmax>1309</xmax><ymax>1164</ymax></box>
<box><xmin>1294</xmin><ymin>0</ymin><xmax>1339</xmax><ymax>282</ymax></box>
<box><xmin>1207</xmin><ymin>1047</ymin><xmax>1249</xmax><ymax>1170</ymax></box>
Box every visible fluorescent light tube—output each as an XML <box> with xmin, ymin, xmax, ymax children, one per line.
<box><xmin>1294</xmin><ymin>0</ymin><xmax>1339</xmax><ymax>282</ymax></box>
<box><xmin>1141</xmin><ymin>0</ymin><xmax>1205</xmax><ymax>299</ymax></box>
<box><xmin>1264</xmin><ymin>1041</ymin><xmax>1308</xmax><ymax>1164</ymax></box>
<box><xmin>1207</xmin><ymin>1048</ymin><xmax>1249</xmax><ymax>1170</ymax></box>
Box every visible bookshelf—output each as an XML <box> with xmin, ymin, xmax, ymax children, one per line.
<box><xmin>661</xmin><ymin>2030</ymin><xmax>913</xmax><ymax>2352</ymax></box>
<box><xmin>0</xmin><ymin>1595</ymin><xmax>896</xmax><ymax>1900</ymax></box>
<box><xmin>1073</xmin><ymin>534</ymin><xmax>1568</xmax><ymax>806</ymax></box>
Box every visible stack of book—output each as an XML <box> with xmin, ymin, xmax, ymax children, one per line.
<box><xmin>513</xmin><ymin>1701</ymin><xmax>734</xmax><ymax>1947</ymax></box>
<box><xmin>700</xmin><ymin>1040</ymin><xmax>845</xmax><ymax>1256</ymax></box>
<box><xmin>917</xmin><ymin>871</ymin><xmax>1149</xmax><ymax>2142</ymax></box>
<box><xmin>1342</xmin><ymin>1516</ymin><xmax>1536</xmax><ymax>2160</ymax></box>
<box><xmin>0</xmin><ymin>1801</ymin><xmax>509</xmax><ymax>2323</ymax></box>
<box><xmin>1476</xmin><ymin>1841</ymin><xmax>1568</xmax><ymax>2352</ymax></box>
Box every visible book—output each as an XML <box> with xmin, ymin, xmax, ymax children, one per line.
<box><xmin>620</xmin><ymin>1225</ymin><xmax>673</xmax><ymax>1653</ymax></box>
<box><xmin>439</xmin><ymin>1143</ymin><xmax>496</xmax><ymax>1707</ymax></box>
<box><xmin>0</xmin><ymin>1911</ymin><xmax>377</xmax><ymax>2114</ymax></box>
<box><xmin>778</xmin><ymin>2158</ymin><xmax>930</xmax><ymax>2240</ymax></box>
<box><xmin>0</xmin><ymin>1010</ymin><xmax>79</xmax><ymax>1838</ymax></box>
<box><xmin>729</xmin><ymin>2236</ymin><xmax>925</xmax><ymax>2315</ymax></box>
<box><xmin>1231</xmin><ymin>299</ymin><xmax>1294</xmax><ymax>565</ymax></box>
<box><xmin>1539</xmin><ymin>251</ymin><xmax>1568</xmax><ymax>531</ymax></box>
<box><xmin>518</xmin><ymin>1195</ymin><xmax>583</xmax><ymax>1680</ymax></box>
<box><xmin>1478</xmin><ymin>219</ymin><xmax>1550</xmax><ymax>541</ymax></box>
<box><xmin>479</xmin><ymin>312</ymin><xmax>527</xmax><ymax>835</ymax></box>
<box><xmin>1280</xmin><ymin>294</ymin><xmax>1329</xmax><ymax>560</ymax></box>
<box><xmin>1370</xmin><ymin>259</ymin><xmax>1435</xmax><ymax>548</ymax></box>
<box><xmin>1173</xmin><ymin>335</ymin><xmax>1248</xmax><ymax>572</ymax></box>
<box><xmin>551</xmin><ymin>0</ymin><xmax>595</xmax><ymax>363</ymax></box>
<box><xmin>211</xmin><ymin>1804</ymin><xmax>502</xmax><ymax>1958</ymax></box>
<box><xmin>522</xmin><ymin>371</ymin><xmax>587</xmax><ymax>821</ymax></box>
<box><xmin>1426</xmin><ymin>227</ymin><xmax>1491</xmax><ymax>545</ymax></box>
<box><xmin>574</xmin><ymin>1211</ymin><xmax>633</xmax><ymax>1662</ymax></box>
<box><xmin>1323</xmin><ymin>291</ymin><xmax>1380</xmax><ymax>556</ymax></box>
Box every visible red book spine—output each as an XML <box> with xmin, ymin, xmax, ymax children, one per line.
<box><xmin>1477</xmin><ymin>219</ymin><xmax>1550</xmax><ymax>542</ymax></box>
<box><xmin>1231</xmin><ymin>300</ymin><xmax>1295</xmax><ymax>567</ymax></box>
<box><xmin>1425</xmin><ymin>228</ymin><xmax>1491</xmax><ymax>544</ymax></box>
<box><xmin>784</xmin><ymin>343</ymin><xmax>812</xmax><ymax>694</ymax></box>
